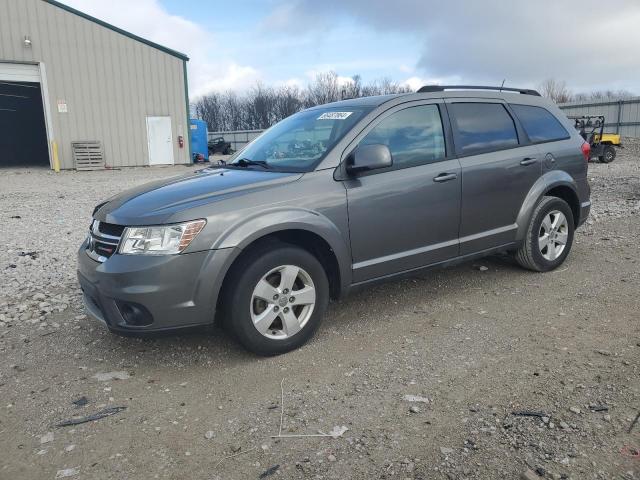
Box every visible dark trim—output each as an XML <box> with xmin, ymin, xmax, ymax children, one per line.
<box><xmin>44</xmin><ymin>0</ymin><xmax>189</xmax><ymax>61</ymax></box>
<box><xmin>183</xmin><ymin>60</ymin><xmax>192</xmax><ymax>163</ymax></box>
<box><xmin>349</xmin><ymin>242</ymin><xmax>517</xmax><ymax>290</ymax></box>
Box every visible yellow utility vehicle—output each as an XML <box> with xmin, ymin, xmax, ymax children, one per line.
<box><xmin>570</xmin><ymin>115</ymin><xmax>621</xmax><ymax>163</ymax></box>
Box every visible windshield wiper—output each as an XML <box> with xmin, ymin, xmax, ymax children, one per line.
<box><xmin>233</xmin><ymin>158</ymin><xmax>272</xmax><ymax>169</ymax></box>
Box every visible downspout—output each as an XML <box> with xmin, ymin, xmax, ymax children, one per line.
<box><xmin>183</xmin><ymin>59</ymin><xmax>192</xmax><ymax>163</ymax></box>
<box><xmin>615</xmin><ymin>100</ymin><xmax>623</xmax><ymax>134</ymax></box>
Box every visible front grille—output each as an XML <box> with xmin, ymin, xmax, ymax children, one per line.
<box><xmin>98</xmin><ymin>222</ymin><xmax>125</xmax><ymax>237</ymax></box>
<box><xmin>87</xmin><ymin>220</ymin><xmax>124</xmax><ymax>262</ymax></box>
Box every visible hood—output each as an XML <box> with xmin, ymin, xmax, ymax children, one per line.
<box><xmin>95</xmin><ymin>167</ymin><xmax>302</xmax><ymax>225</ymax></box>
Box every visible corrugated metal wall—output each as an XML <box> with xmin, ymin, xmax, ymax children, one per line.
<box><xmin>0</xmin><ymin>0</ymin><xmax>189</xmax><ymax>168</ymax></box>
<box><xmin>558</xmin><ymin>98</ymin><xmax>640</xmax><ymax>138</ymax></box>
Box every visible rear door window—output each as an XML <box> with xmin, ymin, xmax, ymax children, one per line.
<box><xmin>449</xmin><ymin>103</ymin><xmax>518</xmax><ymax>155</ymax></box>
<box><xmin>510</xmin><ymin>104</ymin><xmax>570</xmax><ymax>143</ymax></box>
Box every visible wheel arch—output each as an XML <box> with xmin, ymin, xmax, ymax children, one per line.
<box><xmin>516</xmin><ymin>171</ymin><xmax>581</xmax><ymax>241</ymax></box>
<box><xmin>212</xmin><ymin>209</ymin><xmax>351</xmax><ymax>314</ymax></box>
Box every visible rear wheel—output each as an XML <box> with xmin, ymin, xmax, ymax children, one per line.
<box><xmin>514</xmin><ymin>196</ymin><xmax>575</xmax><ymax>272</ymax></box>
<box><xmin>222</xmin><ymin>243</ymin><xmax>329</xmax><ymax>355</ymax></box>
<box><xmin>599</xmin><ymin>145</ymin><xmax>616</xmax><ymax>163</ymax></box>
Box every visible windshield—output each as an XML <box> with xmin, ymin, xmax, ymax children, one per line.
<box><xmin>229</xmin><ymin>107</ymin><xmax>370</xmax><ymax>172</ymax></box>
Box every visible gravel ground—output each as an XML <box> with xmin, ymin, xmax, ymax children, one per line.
<box><xmin>0</xmin><ymin>144</ymin><xmax>639</xmax><ymax>480</ymax></box>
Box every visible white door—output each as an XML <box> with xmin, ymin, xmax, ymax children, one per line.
<box><xmin>146</xmin><ymin>116</ymin><xmax>174</xmax><ymax>165</ymax></box>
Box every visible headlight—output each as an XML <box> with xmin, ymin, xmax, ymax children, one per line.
<box><xmin>119</xmin><ymin>219</ymin><xmax>206</xmax><ymax>255</ymax></box>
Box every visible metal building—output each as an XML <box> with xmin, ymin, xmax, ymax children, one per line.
<box><xmin>0</xmin><ymin>0</ymin><xmax>191</xmax><ymax>169</ymax></box>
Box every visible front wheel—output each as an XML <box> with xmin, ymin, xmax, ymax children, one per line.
<box><xmin>222</xmin><ymin>243</ymin><xmax>329</xmax><ymax>355</ymax></box>
<box><xmin>514</xmin><ymin>196</ymin><xmax>575</xmax><ymax>272</ymax></box>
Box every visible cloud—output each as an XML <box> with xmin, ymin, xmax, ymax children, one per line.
<box><xmin>60</xmin><ymin>0</ymin><xmax>258</xmax><ymax>97</ymax></box>
<box><xmin>269</xmin><ymin>0</ymin><xmax>640</xmax><ymax>92</ymax></box>
<box><xmin>190</xmin><ymin>64</ymin><xmax>261</xmax><ymax>98</ymax></box>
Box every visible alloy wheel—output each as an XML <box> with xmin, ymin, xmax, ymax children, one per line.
<box><xmin>250</xmin><ymin>265</ymin><xmax>316</xmax><ymax>340</ymax></box>
<box><xmin>538</xmin><ymin>210</ymin><xmax>569</xmax><ymax>261</ymax></box>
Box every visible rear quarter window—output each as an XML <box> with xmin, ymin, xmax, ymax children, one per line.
<box><xmin>510</xmin><ymin>104</ymin><xmax>570</xmax><ymax>143</ymax></box>
<box><xmin>449</xmin><ymin>103</ymin><xmax>519</xmax><ymax>155</ymax></box>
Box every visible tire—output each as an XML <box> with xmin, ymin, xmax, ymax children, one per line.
<box><xmin>600</xmin><ymin>145</ymin><xmax>616</xmax><ymax>163</ymax></box>
<box><xmin>221</xmin><ymin>242</ymin><xmax>329</xmax><ymax>355</ymax></box>
<box><xmin>514</xmin><ymin>196</ymin><xmax>575</xmax><ymax>272</ymax></box>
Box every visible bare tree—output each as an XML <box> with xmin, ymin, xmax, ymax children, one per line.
<box><xmin>539</xmin><ymin>78</ymin><xmax>573</xmax><ymax>103</ymax></box>
<box><xmin>573</xmin><ymin>89</ymin><xmax>634</xmax><ymax>102</ymax></box>
<box><xmin>192</xmin><ymin>71</ymin><xmax>428</xmax><ymax>131</ymax></box>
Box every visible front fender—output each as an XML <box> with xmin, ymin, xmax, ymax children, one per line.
<box><xmin>515</xmin><ymin>170</ymin><xmax>578</xmax><ymax>242</ymax></box>
<box><xmin>212</xmin><ymin>207</ymin><xmax>352</xmax><ymax>293</ymax></box>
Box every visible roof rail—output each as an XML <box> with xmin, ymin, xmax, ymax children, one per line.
<box><xmin>417</xmin><ymin>85</ymin><xmax>541</xmax><ymax>96</ymax></box>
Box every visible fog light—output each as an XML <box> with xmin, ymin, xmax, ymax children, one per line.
<box><xmin>116</xmin><ymin>301</ymin><xmax>153</xmax><ymax>326</ymax></box>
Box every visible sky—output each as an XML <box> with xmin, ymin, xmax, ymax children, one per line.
<box><xmin>61</xmin><ymin>0</ymin><xmax>640</xmax><ymax>99</ymax></box>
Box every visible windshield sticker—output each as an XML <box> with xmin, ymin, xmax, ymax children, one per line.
<box><xmin>317</xmin><ymin>111</ymin><xmax>353</xmax><ymax>120</ymax></box>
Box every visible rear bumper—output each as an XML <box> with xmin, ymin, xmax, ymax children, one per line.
<box><xmin>577</xmin><ymin>200</ymin><xmax>591</xmax><ymax>227</ymax></box>
<box><xmin>77</xmin><ymin>241</ymin><xmax>238</xmax><ymax>334</ymax></box>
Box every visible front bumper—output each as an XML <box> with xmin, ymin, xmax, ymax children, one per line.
<box><xmin>77</xmin><ymin>241</ymin><xmax>237</xmax><ymax>334</ymax></box>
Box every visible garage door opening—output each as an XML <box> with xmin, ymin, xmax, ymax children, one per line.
<box><xmin>0</xmin><ymin>80</ymin><xmax>49</xmax><ymax>168</ymax></box>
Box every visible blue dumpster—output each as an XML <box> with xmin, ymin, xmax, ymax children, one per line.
<box><xmin>189</xmin><ymin>119</ymin><xmax>208</xmax><ymax>162</ymax></box>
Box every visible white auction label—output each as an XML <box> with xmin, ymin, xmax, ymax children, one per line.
<box><xmin>317</xmin><ymin>111</ymin><xmax>353</xmax><ymax>120</ymax></box>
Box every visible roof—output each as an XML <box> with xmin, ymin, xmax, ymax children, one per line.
<box><xmin>306</xmin><ymin>88</ymin><xmax>557</xmax><ymax>114</ymax></box>
<box><xmin>44</xmin><ymin>0</ymin><xmax>189</xmax><ymax>61</ymax></box>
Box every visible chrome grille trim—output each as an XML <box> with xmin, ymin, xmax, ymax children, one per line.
<box><xmin>86</xmin><ymin>220</ymin><xmax>124</xmax><ymax>263</ymax></box>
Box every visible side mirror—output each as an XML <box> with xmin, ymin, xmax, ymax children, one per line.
<box><xmin>346</xmin><ymin>144</ymin><xmax>392</xmax><ymax>174</ymax></box>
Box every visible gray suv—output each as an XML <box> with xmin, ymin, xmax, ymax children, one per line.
<box><xmin>78</xmin><ymin>85</ymin><xmax>591</xmax><ymax>355</ymax></box>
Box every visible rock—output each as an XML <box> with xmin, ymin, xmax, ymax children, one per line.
<box><xmin>403</xmin><ymin>394</ymin><xmax>429</xmax><ymax>403</ymax></box>
<box><xmin>559</xmin><ymin>421</ymin><xmax>570</xmax><ymax>430</ymax></box>
<box><xmin>72</xmin><ymin>396</ymin><xmax>88</xmax><ymax>407</ymax></box>
<box><xmin>520</xmin><ymin>469</ymin><xmax>539</xmax><ymax>480</ymax></box>
<box><xmin>440</xmin><ymin>446</ymin><xmax>454</xmax><ymax>455</ymax></box>
<box><xmin>409</xmin><ymin>405</ymin><xmax>421</xmax><ymax>414</ymax></box>
<box><xmin>569</xmin><ymin>406</ymin><xmax>581</xmax><ymax>414</ymax></box>
<box><xmin>92</xmin><ymin>371</ymin><xmax>130</xmax><ymax>381</ymax></box>
<box><xmin>204</xmin><ymin>431</ymin><xmax>215</xmax><ymax>440</ymax></box>
<box><xmin>40</xmin><ymin>432</ymin><xmax>54</xmax><ymax>444</ymax></box>
<box><xmin>55</xmin><ymin>467</ymin><xmax>79</xmax><ymax>478</ymax></box>
<box><xmin>259</xmin><ymin>465</ymin><xmax>280</xmax><ymax>478</ymax></box>
<box><xmin>327</xmin><ymin>454</ymin><xmax>337</xmax><ymax>462</ymax></box>
<box><xmin>475</xmin><ymin>265</ymin><xmax>489</xmax><ymax>271</ymax></box>
<box><xmin>64</xmin><ymin>445</ymin><xmax>75</xmax><ymax>452</ymax></box>
<box><xmin>328</xmin><ymin>425</ymin><xmax>348</xmax><ymax>438</ymax></box>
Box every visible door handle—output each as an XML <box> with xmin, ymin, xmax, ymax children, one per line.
<box><xmin>433</xmin><ymin>173</ymin><xmax>457</xmax><ymax>182</ymax></box>
<box><xmin>520</xmin><ymin>157</ymin><xmax>537</xmax><ymax>166</ymax></box>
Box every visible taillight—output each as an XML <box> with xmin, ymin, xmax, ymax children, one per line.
<box><xmin>581</xmin><ymin>141</ymin><xmax>591</xmax><ymax>162</ymax></box>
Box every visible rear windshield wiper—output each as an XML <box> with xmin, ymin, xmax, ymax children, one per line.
<box><xmin>233</xmin><ymin>158</ymin><xmax>272</xmax><ymax>169</ymax></box>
